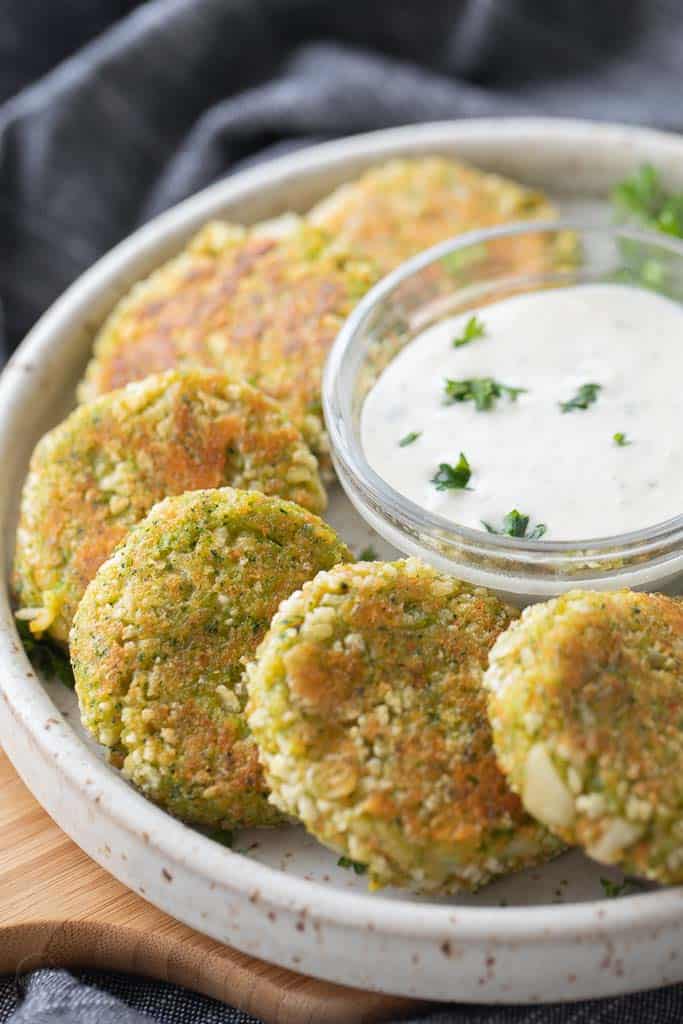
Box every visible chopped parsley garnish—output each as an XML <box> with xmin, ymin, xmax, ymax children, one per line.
<box><xmin>559</xmin><ymin>382</ymin><xmax>602</xmax><ymax>413</ymax></box>
<box><xmin>431</xmin><ymin>452</ymin><xmax>472</xmax><ymax>491</ymax></box>
<box><xmin>16</xmin><ymin>619</ymin><xmax>74</xmax><ymax>688</ymax></box>
<box><xmin>338</xmin><ymin>856</ymin><xmax>368</xmax><ymax>875</ymax></box>
<box><xmin>444</xmin><ymin>376</ymin><xmax>526</xmax><ymax>411</ymax></box>
<box><xmin>358</xmin><ymin>544</ymin><xmax>379</xmax><ymax>561</ymax></box>
<box><xmin>453</xmin><ymin>315</ymin><xmax>486</xmax><ymax>348</ymax></box>
<box><xmin>612</xmin><ymin>165</ymin><xmax>683</xmax><ymax>238</ymax></box>
<box><xmin>205</xmin><ymin>828</ymin><xmax>235</xmax><ymax>848</ymax></box>
<box><xmin>600</xmin><ymin>877</ymin><xmax>645</xmax><ymax>899</ymax></box>
<box><xmin>613</xmin><ymin>431</ymin><xmax>631</xmax><ymax>447</ymax></box>
<box><xmin>481</xmin><ymin>510</ymin><xmax>547</xmax><ymax>540</ymax></box>
<box><xmin>398</xmin><ymin>430</ymin><xmax>421</xmax><ymax>447</ymax></box>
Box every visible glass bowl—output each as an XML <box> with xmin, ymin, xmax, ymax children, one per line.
<box><xmin>323</xmin><ymin>220</ymin><xmax>683</xmax><ymax>603</ymax></box>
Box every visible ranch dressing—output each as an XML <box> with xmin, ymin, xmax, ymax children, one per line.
<box><xmin>361</xmin><ymin>284</ymin><xmax>683</xmax><ymax>541</ymax></box>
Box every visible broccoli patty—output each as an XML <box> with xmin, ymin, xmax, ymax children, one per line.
<box><xmin>78</xmin><ymin>221</ymin><xmax>378</xmax><ymax>468</ymax></box>
<box><xmin>485</xmin><ymin>589</ymin><xmax>683</xmax><ymax>884</ymax></box>
<box><xmin>247</xmin><ymin>558</ymin><xmax>563</xmax><ymax>892</ymax></box>
<box><xmin>309</xmin><ymin>156</ymin><xmax>556</xmax><ymax>274</ymax></box>
<box><xmin>71</xmin><ymin>487</ymin><xmax>352</xmax><ymax>830</ymax></box>
<box><xmin>13</xmin><ymin>368</ymin><xmax>325</xmax><ymax>646</ymax></box>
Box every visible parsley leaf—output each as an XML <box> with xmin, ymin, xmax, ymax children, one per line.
<box><xmin>205</xmin><ymin>828</ymin><xmax>235</xmax><ymax>849</ymax></box>
<box><xmin>600</xmin><ymin>877</ymin><xmax>645</xmax><ymax>899</ymax></box>
<box><xmin>611</xmin><ymin>166</ymin><xmax>683</xmax><ymax>294</ymax></box>
<box><xmin>613</xmin><ymin>431</ymin><xmax>631</xmax><ymax>447</ymax></box>
<box><xmin>338</xmin><ymin>856</ymin><xmax>368</xmax><ymax>875</ymax></box>
<box><xmin>503</xmin><ymin>510</ymin><xmax>532</xmax><ymax>537</ymax></box>
<box><xmin>358</xmin><ymin>545</ymin><xmax>379</xmax><ymax>561</ymax></box>
<box><xmin>612</xmin><ymin>165</ymin><xmax>683</xmax><ymax>238</ymax></box>
<box><xmin>559</xmin><ymin>382</ymin><xmax>602</xmax><ymax>413</ymax></box>
<box><xmin>431</xmin><ymin>453</ymin><xmax>472</xmax><ymax>491</ymax></box>
<box><xmin>398</xmin><ymin>430</ymin><xmax>421</xmax><ymax>447</ymax></box>
<box><xmin>444</xmin><ymin>377</ymin><xmax>526</xmax><ymax>411</ymax></box>
<box><xmin>453</xmin><ymin>315</ymin><xmax>486</xmax><ymax>348</ymax></box>
<box><xmin>16</xmin><ymin>618</ymin><xmax>74</xmax><ymax>688</ymax></box>
<box><xmin>482</xmin><ymin>510</ymin><xmax>547</xmax><ymax>540</ymax></box>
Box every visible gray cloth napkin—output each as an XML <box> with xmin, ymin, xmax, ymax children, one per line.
<box><xmin>1</xmin><ymin>971</ymin><xmax>258</xmax><ymax>1023</ymax></box>
<box><xmin>4</xmin><ymin>969</ymin><xmax>683</xmax><ymax>1023</ymax></box>
<box><xmin>2</xmin><ymin>0</ymin><xmax>682</xmax><ymax>359</ymax></box>
<box><xmin>2</xmin><ymin>0</ymin><xmax>683</xmax><ymax>1020</ymax></box>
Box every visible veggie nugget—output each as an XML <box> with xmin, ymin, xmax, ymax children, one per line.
<box><xmin>309</xmin><ymin>156</ymin><xmax>556</xmax><ymax>274</ymax></box>
<box><xmin>71</xmin><ymin>488</ymin><xmax>352</xmax><ymax>830</ymax></box>
<box><xmin>78</xmin><ymin>221</ymin><xmax>378</xmax><ymax>467</ymax></box>
<box><xmin>13</xmin><ymin>368</ymin><xmax>325</xmax><ymax>646</ymax></box>
<box><xmin>247</xmin><ymin>558</ymin><xmax>563</xmax><ymax>892</ymax></box>
<box><xmin>485</xmin><ymin>590</ymin><xmax>683</xmax><ymax>884</ymax></box>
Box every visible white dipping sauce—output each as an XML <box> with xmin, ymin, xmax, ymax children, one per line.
<box><xmin>361</xmin><ymin>284</ymin><xmax>683</xmax><ymax>541</ymax></box>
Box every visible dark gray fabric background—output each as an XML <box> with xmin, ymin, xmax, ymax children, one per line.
<box><xmin>1</xmin><ymin>0</ymin><xmax>683</xmax><ymax>1020</ymax></box>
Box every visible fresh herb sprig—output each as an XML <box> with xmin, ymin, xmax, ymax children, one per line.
<box><xmin>482</xmin><ymin>509</ymin><xmax>547</xmax><ymax>539</ymax></box>
<box><xmin>453</xmin><ymin>315</ymin><xmax>486</xmax><ymax>348</ymax></box>
<box><xmin>205</xmin><ymin>828</ymin><xmax>235</xmax><ymax>849</ymax></box>
<box><xmin>431</xmin><ymin>452</ymin><xmax>472</xmax><ymax>491</ymax></box>
<box><xmin>612</xmin><ymin>165</ymin><xmax>683</xmax><ymax>238</ymax></box>
<box><xmin>16</xmin><ymin>619</ymin><xmax>74</xmax><ymax>688</ymax></box>
<box><xmin>600</xmin><ymin>877</ymin><xmax>646</xmax><ymax>899</ymax></box>
<box><xmin>444</xmin><ymin>377</ymin><xmax>526</xmax><ymax>411</ymax></box>
<box><xmin>559</xmin><ymin>382</ymin><xmax>602</xmax><ymax>413</ymax></box>
<box><xmin>358</xmin><ymin>544</ymin><xmax>379</xmax><ymax>561</ymax></box>
<box><xmin>398</xmin><ymin>430</ymin><xmax>421</xmax><ymax>447</ymax></box>
<box><xmin>338</xmin><ymin>856</ymin><xmax>368</xmax><ymax>875</ymax></box>
<box><xmin>613</xmin><ymin>431</ymin><xmax>631</xmax><ymax>447</ymax></box>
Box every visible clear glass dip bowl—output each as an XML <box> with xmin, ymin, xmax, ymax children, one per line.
<box><xmin>323</xmin><ymin>221</ymin><xmax>683</xmax><ymax>604</ymax></box>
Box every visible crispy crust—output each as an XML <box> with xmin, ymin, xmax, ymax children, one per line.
<box><xmin>13</xmin><ymin>368</ymin><xmax>326</xmax><ymax>646</ymax></box>
<box><xmin>309</xmin><ymin>156</ymin><xmax>557</xmax><ymax>274</ymax></box>
<box><xmin>71</xmin><ymin>487</ymin><xmax>352</xmax><ymax>830</ymax></box>
<box><xmin>78</xmin><ymin>222</ymin><xmax>379</xmax><ymax>467</ymax></box>
<box><xmin>485</xmin><ymin>589</ymin><xmax>683</xmax><ymax>883</ymax></box>
<box><xmin>247</xmin><ymin>558</ymin><xmax>563</xmax><ymax>892</ymax></box>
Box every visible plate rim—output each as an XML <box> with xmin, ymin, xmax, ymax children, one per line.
<box><xmin>3</xmin><ymin>116</ymin><xmax>683</xmax><ymax>998</ymax></box>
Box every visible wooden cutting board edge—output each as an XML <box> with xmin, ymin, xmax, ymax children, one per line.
<box><xmin>0</xmin><ymin>749</ymin><xmax>430</xmax><ymax>1024</ymax></box>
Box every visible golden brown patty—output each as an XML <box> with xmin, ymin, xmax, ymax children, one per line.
<box><xmin>78</xmin><ymin>221</ymin><xmax>378</xmax><ymax>465</ymax></box>
<box><xmin>14</xmin><ymin>368</ymin><xmax>325</xmax><ymax>645</ymax></box>
<box><xmin>71</xmin><ymin>487</ymin><xmax>352</xmax><ymax>830</ymax></box>
<box><xmin>247</xmin><ymin>558</ymin><xmax>563</xmax><ymax>892</ymax></box>
<box><xmin>485</xmin><ymin>589</ymin><xmax>683</xmax><ymax>884</ymax></box>
<box><xmin>309</xmin><ymin>156</ymin><xmax>556</xmax><ymax>274</ymax></box>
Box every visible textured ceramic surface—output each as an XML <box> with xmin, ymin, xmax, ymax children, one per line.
<box><xmin>2</xmin><ymin>120</ymin><xmax>683</xmax><ymax>1004</ymax></box>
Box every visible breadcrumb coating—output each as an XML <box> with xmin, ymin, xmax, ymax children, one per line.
<box><xmin>71</xmin><ymin>487</ymin><xmax>352</xmax><ymax>830</ymax></box>
<box><xmin>485</xmin><ymin>589</ymin><xmax>683</xmax><ymax>884</ymax></box>
<box><xmin>247</xmin><ymin>558</ymin><xmax>563</xmax><ymax>892</ymax></box>
<box><xmin>14</xmin><ymin>369</ymin><xmax>326</xmax><ymax>645</ymax></box>
<box><xmin>78</xmin><ymin>221</ymin><xmax>379</xmax><ymax>469</ymax></box>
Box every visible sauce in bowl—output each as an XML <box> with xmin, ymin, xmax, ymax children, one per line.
<box><xmin>362</xmin><ymin>283</ymin><xmax>683</xmax><ymax>541</ymax></box>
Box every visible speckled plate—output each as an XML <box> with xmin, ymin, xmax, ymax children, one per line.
<box><xmin>2</xmin><ymin>119</ymin><xmax>683</xmax><ymax>1004</ymax></box>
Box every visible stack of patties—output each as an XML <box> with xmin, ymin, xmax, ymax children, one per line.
<box><xmin>16</xmin><ymin>156</ymin><xmax>598</xmax><ymax>863</ymax></box>
<box><xmin>14</xmin><ymin>368</ymin><xmax>327</xmax><ymax>645</ymax></box>
<box><xmin>77</xmin><ymin>157</ymin><xmax>556</xmax><ymax>476</ymax></box>
<box><xmin>247</xmin><ymin>567</ymin><xmax>683</xmax><ymax>891</ymax></box>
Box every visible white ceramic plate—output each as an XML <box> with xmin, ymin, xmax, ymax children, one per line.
<box><xmin>2</xmin><ymin>119</ymin><xmax>683</xmax><ymax>1005</ymax></box>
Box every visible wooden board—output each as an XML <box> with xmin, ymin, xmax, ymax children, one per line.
<box><xmin>0</xmin><ymin>749</ymin><xmax>428</xmax><ymax>1023</ymax></box>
